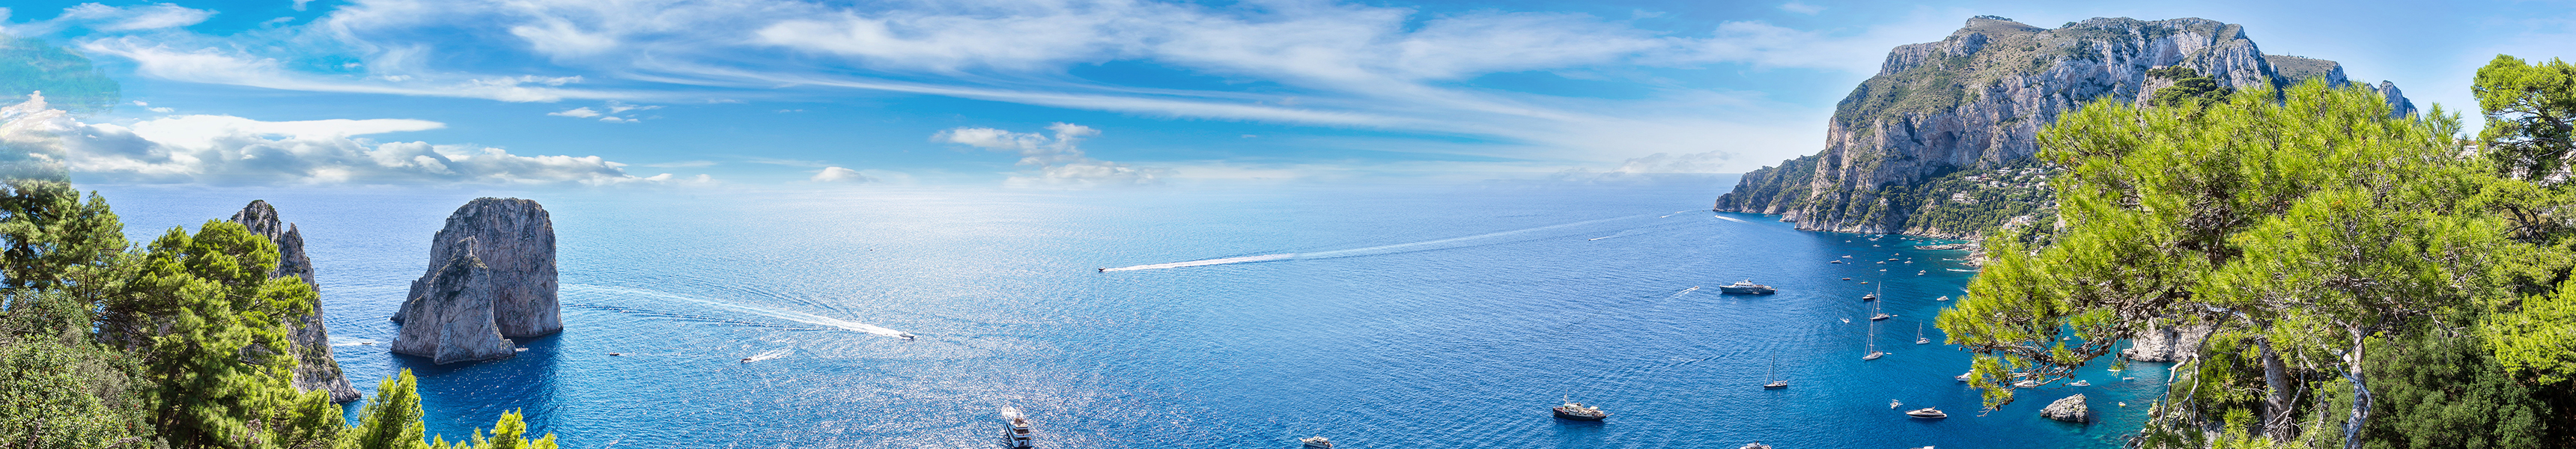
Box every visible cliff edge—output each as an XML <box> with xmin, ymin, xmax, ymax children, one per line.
<box><xmin>389</xmin><ymin>198</ymin><xmax>560</xmax><ymax>364</ymax></box>
<box><xmin>1713</xmin><ymin>16</ymin><xmax>2416</xmax><ymax>238</ymax></box>
<box><xmin>228</xmin><ymin>201</ymin><xmax>361</xmax><ymax>403</ymax></box>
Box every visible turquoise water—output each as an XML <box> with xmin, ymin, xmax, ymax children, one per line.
<box><xmin>92</xmin><ymin>179</ymin><xmax>2166</xmax><ymax>448</ymax></box>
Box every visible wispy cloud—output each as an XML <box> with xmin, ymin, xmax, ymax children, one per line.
<box><xmin>935</xmin><ymin>123</ymin><xmax>1166</xmax><ymax>188</ymax></box>
<box><xmin>0</xmin><ymin>94</ymin><xmax>702</xmax><ymax>186</ymax></box>
<box><xmin>1779</xmin><ymin>2</ymin><xmax>1826</xmax><ymax>15</ymax></box>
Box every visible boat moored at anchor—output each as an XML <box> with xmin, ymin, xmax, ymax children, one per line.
<box><xmin>1719</xmin><ymin>280</ymin><xmax>1777</xmax><ymax>294</ymax></box>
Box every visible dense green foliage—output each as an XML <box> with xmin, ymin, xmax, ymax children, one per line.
<box><xmin>2147</xmin><ymin>67</ymin><xmax>2234</xmax><ymax>107</ymax></box>
<box><xmin>1938</xmin><ymin>58</ymin><xmax>2576</xmax><ymax>449</ymax></box>
<box><xmin>0</xmin><ymin>178</ymin><xmax>550</xmax><ymax>448</ymax></box>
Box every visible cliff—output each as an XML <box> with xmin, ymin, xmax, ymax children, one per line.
<box><xmin>1713</xmin><ymin>16</ymin><xmax>2417</xmax><ymax>238</ymax></box>
<box><xmin>229</xmin><ymin>201</ymin><xmax>361</xmax><ymax>403</ymax></box>
<box><xmin>389</xmin><ymin>198</ymin><xmax>561</xmax><ymax>364</ymax></box>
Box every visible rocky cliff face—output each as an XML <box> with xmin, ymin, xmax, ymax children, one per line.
<box><xmin>1713</xmin><ymin>16</ymin><xmax>2418</xmax><ymax>237</ymax></box>
<box><xmin>228</xmin><ymin>201</ymin><xmax>361</xmax><ymax>403</ymax></box>
<box><xmin>389</xmin><ymin>198</ymin><xmax>560</xmax><ymax>364</ymax></box>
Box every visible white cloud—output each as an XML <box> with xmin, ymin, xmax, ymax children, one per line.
<box><xmin>598</xmin><ymin>116</ymin><xmax>636</xmax><ymax>123</ymax></box>
<box><xmin>130</xmin><ymin>100</ymin><xmax>174</xmax><ymax>113</ymax></box>
<box><xmin>1779</xmin><ymin>2</ymin><xmax>1826</xmax><ymax>15</ymax></box>
<box><xmin>0</xmin><ymin>94</ymin><xmax>696</xmax><ymax>186</ymax></box>
<box><xmin>933</xmin><ymin>123</ymin><xmax>1167</xmax><ymax>188</ymax></box>
<box><xmin>809</xmin><ymin>166</ymin><xmax>873</xmax><ymax>183</ymax></box>
<box><xmin>548</xmin><ymin>107</ymin><xmax>601</xmax><ymax>117</ymax></box>
<box><xmin>79</xmin><ymin>37</ymin><xmax>627</xmax><ymax>103</ymax></box>
<box><xmin>54</xmin><ymin>3</ymin><xmax>215</xmax><ymax>31</ymax></box>
<box><xmin>1608</xmin><ymin>150</ymin><xmax>1736</xmax><ymax>174</ymax></box>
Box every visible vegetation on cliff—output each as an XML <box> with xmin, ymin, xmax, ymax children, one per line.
<box><xmin>1936</xmin><ymin>56</ymin><xmax>2576</xmax><ymax>449</ymax></box>
<box><xmin>0</xmin><ymin>178</ymin><xmax>550</xmax><ymax>448</ymax></box>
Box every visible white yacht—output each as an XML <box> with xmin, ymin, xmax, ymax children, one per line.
<box><xmin>2069</xmin><ymin>380</ymin><xmax>2092</xmax><ymax>387</ymax></box>
<box><xmin>1905</xmin><ymin>408</ymin><xmax>1948</xmax><ymax>418</ymax></box>
<box><xmin>1719</xmin><ymin>280</ymin><xmax>1777</xmax><ymax>295</ymax></box>
<box><xmin>1301</xmin><ymin>436</ymin><xmax>1334</xmax><ymax>448</ymax></box>
<box><xmin>1000</xmin><ymin>407</ymin><xmax>1034</xmax><ymax>448</ymax></box>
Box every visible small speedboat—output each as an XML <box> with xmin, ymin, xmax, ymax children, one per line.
<box><xmin>1936</xmin><ymin>296</ymin><xmax>1951</xmax><ymax>302</ymax></box>
<box><xmin>1740</xmin><ymin>443</ymin><xmax>1774</xmax><ymax>449</ymax></box>
<box><xmin>1889</xmin><ymin>399</ymin><xmax>1901</xmax><ymax>409</ymax></box>
<box><xmin>2069</xmin><ymin>380</ymin><xmax>2092</xmax><ymax>387</ymax></box>
<box><xmin>1552</xmin><ymin>397</ymin><xmax>1610</xmax><ymax>421</ymax></box>
<box><xmin>1955</xmin><ymin>372</ymin><xmax>1972</xmax><ymax>382</ymax></box>
<box><xmin>1906</xmin><ymin>408</ymin><xmax>1948</xmax><ymax>418</ymax></box>
<box><xmin>1300</xmin><ymin>436</ymin><xmax>1334</xmax><ymax>448</ymax></box>
<box><xmin>899</xmin><ymin>333</ymin><xmax>918</xmax><ymax>341</ymax></box>
<box><xmin>2014</xmin><ymin>379</ymin><xmax>2038</xmax><ymax>388</ymax></box>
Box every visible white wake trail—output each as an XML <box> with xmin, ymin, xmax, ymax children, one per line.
<box><xmin>744</xmin><ymin>348</ymin><xmax>792</xmax><ymax>362</ymax></box>
<box><xmin>1101</xmin><ymin>215</ymin><xmax>1650</xmax><ymax>272</ymax></box>
<box><xmin>1712</xmin><ymin>215</ymin><xmax>1749</xmax><ymax>223</ymax></box>
<box><xmin>571</xmin><ymin>284</ymin><xmax>914</xmax><ymax>339</ymax></box>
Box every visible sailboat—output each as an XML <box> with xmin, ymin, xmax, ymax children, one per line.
<box><xmin>1763</xmin><ymin>353</ymin><xmax>1789</xmax><ymax>388</ymax></box>
<box><xmin>1862</xmin><ymin>302</ymin><xmax>1886</xmax><ymax>360</ymax></box>
<box><xmin>1916</xmin><ymin>323</ymin><xmax>1931</xmax><ymax>345</ymax></box>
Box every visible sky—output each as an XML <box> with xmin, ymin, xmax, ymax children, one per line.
<box><xmin>1</xmin><ymin>0</ymin><xmax>2571</xmax><ymax>188</ymax></box>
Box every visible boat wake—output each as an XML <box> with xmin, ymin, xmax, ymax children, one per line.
<box><xmin>1672</xmin><ymin>286</ymin><xmax>1700</xmax><ymax>297</ymax></box>
<box><xmin>743</xmin><ymin>348</ymin><xmax>792</xmax><ymax>362</ymax></box>
<box><xmin>1102</xmin><ymin>214</ymin><xmax>1650</xmax><ymax>272</ymax></box>
<box><xmin>569</xmin><ymin>284</ymin><xmax>915</xmax><ymax>339</ymax></box>
<box><xmin>1711</xmin><ymin>215</ymin><xmax>1749</xmax><ymax>223</ymax></box>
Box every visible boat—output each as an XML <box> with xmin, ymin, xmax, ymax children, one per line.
<box><xmin>1916</xmin><ymin>323</ymin><xmax>1930</xmax><ymax>344</ymax></box>
<box><xmin>1936</xmin><ymin>296</ymin><xmax>1950</xmax><ymax>302</ymax></box>
<box><xmin>1552</xmin><ymin>396</ymin><xmax>1609</xmax><ymax>421</ymax></box>
<box><xmin>1763</xmin><ymin>353</ymin><xmax>1788</xmax><ymax>389</ymax></box>
<box><xmin>1718</xmin><ymin>280</ymin><xmax>1777</xmax><ymax>295</ymax></box>
<box><xmin>1841</xmin><ymin>278</ymin><xmax>1851</xmax><ymax>281</ymax></box>
<box><xmin>1830</xmin><ymin>260</ymin><xmax>1844</xmax><ymax>263</ymax></box>
<box><xmin>1001</xmin><ymin>406</ymin><xmax>1035</xmax><ymax>448</ymax></box>
<box><xmin>2014</xmin><ymin>379</ymin><xmax>2038</xmax><ymax>388</ymax></box>
<box><xmin>1905</xmin><ymin>408</ymin><xmax>1948</xmax><ymax>418</ymax></box>
<box><xmin>899</xmin><ymin>332</ymin><xmax>918</xmax><ymax>340</ymax></box>
<box><xmin>1889</xmin><ymin>399</ymin><xmax>1901</xmax><ymax>409</ymax></box>
<box><xmin>1955</xmin><ymin>372</ymin><xmax>1972</xmax><ymax>382</ymax></box>
<box><xmin>1871</xmin><ymin>313</ymin><xmax>1894</xmax><ymax>321</ymax></box>
<box><xmin>1862</xmin><ymin>302</ymin><xmax>1886</xmax><ymax>360</ymax></box>
<box><xmin>1862</xmin><ymin>281</ymin><xmax>1881</xmax><ymax>301</ymax></box>
<box><xmin>2069</xmin><ymin>380</ymin><xmax>2092</xmax><ymax>387</ymax></box>
<box><xmin>1740</xmin><ymin>443</ymin><xmax>1773</xmax><ymax>449</ymax></box>
<box><xmin>1300</xmin><ymin>436</ymin><xmax>1334</xmax><ymax>448</ymax></box>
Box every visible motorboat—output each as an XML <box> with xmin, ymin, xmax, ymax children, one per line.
<box><xmin>1905</xmin><ymin>408</ymin><xmax>1948</xmax><ymax>418</ymax></box>
<box><xmin>1740</xmin><ymin>443</ymin><xmax>1773</xmax><ymax>449</ymax></box>
<box><xmin>1955</xmin><ymin>372</ymin><xmax>1972</xmax><ymax>382</ymax></box>
<box><xmin>899</xmin><ymin>332</ymin><xmax>918</xmax><ymax>341</ymax></box>
<box><xmin>1830</xmin><ymin>260</ymin><xmax>1844</xmax><ymax>263</ymax></box>
<box><xmin>1889</xmin><ymin>399</ymin><xmax>1901</xmax><ymax>409</ymax></box>
<box><xmin>2069</xmin><ymin>380</ymin><xmax>2092</xmax><ymax>387</ymax></box>
<box><xmin>1936</xmin><ymin>296</ymin><xmax>1950</xmax><ymax>302</ymax></box>
<box><xmin>2014</xmin><ymin>379</ymin><xmax>2039</xmax><ymax>388</ymax></box>
<box><xmin>1552</xmin><ymin>397</ymin><xmax>1610</xmax><ymax>421</ymax></box>
<box><xmin>1871</xmin><ymin>313</ymin><xmax>1894</xmax><ymax>321</ymax></box>
<box><xmin>1719</xmin><ymin>280</ymin><xmax>1777</xmax><ymax>295</ymax></box>
<box><xmin>1300</xmin><ymin>436</ymin><xmax>1334</xmax><ymax>448</ymax></box>
<box><xmin>1000</xmin><ymin>406</ymin><xmax>1035</xmax><ymax>448</ymax></box>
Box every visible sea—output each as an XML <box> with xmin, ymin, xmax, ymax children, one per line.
<box><xmin>88</xmin><ymin>177</ymin><xmax>2167</xmax><ymax>449</ymax></box>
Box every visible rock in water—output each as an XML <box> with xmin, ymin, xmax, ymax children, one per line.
<box><xmin>2042</xmin><ymin>394</ymin><xmax>2090</xmax><ymax>424</ymax></box>
<box><xmin>1712</xmin><ymin>16</ymin><xmax>2419</xmax><ymax>238</ymax></box>
<box><xmin>229</xmin><ymin>201</ymin><xmax>362</xmax><ymax>403</ymax></box>
<box><xmin>391</xmin><ymin>244</ymin><xmax>517</xmax><ymax>364</ymax></box>
<box><xmin>389</xmin><ymin>198</ymin><xmax>561</xmax><ymax>364</ymax></box>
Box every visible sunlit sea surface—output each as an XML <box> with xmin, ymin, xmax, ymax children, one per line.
<box><xmin>92</xmin><ymin>179</ymin><xmax>2166</xmax><ymax>449</ymax></box>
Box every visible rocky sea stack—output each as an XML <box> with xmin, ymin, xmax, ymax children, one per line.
<box><xmin>1713</xmin><ymin>16</ymin><xmax>2416</xmax><ymax>238</ymax></box>
<box><xmin>228</xmin><ymin>201</ymin><xmax>362</xmax><ymax>403</ymax></box>
<box><xmin>390</xmin><ymin>198</ymin><xmax>561</xmax><ymax>364</ymax></box>
<box><xmin>2041</xmin><ymin>394</ymin><xmax>2091</xmax><ymax>423</ymax></box>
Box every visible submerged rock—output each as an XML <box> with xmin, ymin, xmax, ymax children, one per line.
<box><xmin>2042</xmin><ymin>394</ymin><xmax>2091</xmax><ymax>423</ymax></box>
<box><xmin>389</xmin><ymin>198</ymin><xmax>560</xmax><ymax>364</ymax></box>
<box><xmin>230</xmin><ymin>201</ymin><xmax>361</xmax><ymax>403</ymax></box>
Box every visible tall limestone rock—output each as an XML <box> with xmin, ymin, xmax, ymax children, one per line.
<box><xmin>228</xmin><ymin>201</ymin><xmax>361</xmax><ymax>403</ymax></box>
<box><xmin>1713</xmin><ymin>16</ymin><xmax>2418</xmax><ymax>237</ymax></box>
<box><xmin>389</xmin><ymin>198</ymin><xmax>561</xmax><ymax>364</ymax></box>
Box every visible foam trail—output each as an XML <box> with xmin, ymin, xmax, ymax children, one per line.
<box><xmin>1712</xmin><ymin>216</ymin><xmax>1749</xmax><ymax>223</ymax></box>
<box><xmin>1101</xmin><ymin>253</ymin><xmax>1294</xmax><ymax>272</ymax></box>
<box><xmin>744</xmin><ymin>348</ymin><xmax>792</xmax><ymax>362</ymax></box>
<box><xmin>571</xmin><ymin>284</ymin><xmax>913</xmax><ymax>338</ymax></box>
<box><xmin>1673</xmin><ymin>286</ymin><xmax>1700</xmax><ymax>297</ymax></box>
<box><xmin>1102</xmin><ymin>215</ymin><xmax>1650</xmax><ymax>272</ymax></box>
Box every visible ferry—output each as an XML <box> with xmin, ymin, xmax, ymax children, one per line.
<box><xmin>1000</xmin><ymin>407</ymin><xmax>1034</xmax><ymax>448</ymax></box>
<box><xmin>1718</xmin><ymin>280</ymin><xmax>1777</xmax><ymax>295</ymax></box>
<box><xmin>1552</xmin><ymin>397</ymin><xmax>1609</xmax><ymax>421</ymax></box>
<box><xmin>1906</xmin><ymin>407</ymin><xmax>1949</xmax><ymax>418</ymax></box>
<box><xmin>1300</xmin><ymin>436</ymin><xmax>1334</xmax><ymax>448</ymax></box>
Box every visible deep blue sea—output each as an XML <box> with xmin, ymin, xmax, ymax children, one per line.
<box><xmin>90</xmin><ymin>178</ymin><xmax>2166</xmax><ymax>449</ymax></box>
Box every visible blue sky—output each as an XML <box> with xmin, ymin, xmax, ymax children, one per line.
<box><xmin>3</xmin><ymin>0</ymin><xmax>2570</xmax><ymax>187</ymax></box>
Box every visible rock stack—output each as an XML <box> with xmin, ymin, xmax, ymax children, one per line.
<box><xmin>390</xmin><ymin>198</ymin><xmax>561</xmax><ymax>364</ymax></box>
<box><xmin>2041</xmin><ymin>394</ymin><xmax>2091</xmax><ymax>424</ymax></box>
<box><xmin>228</xmin><ymin>201</ymin><xmax>362</xmax><ymax>403</ymax></box>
